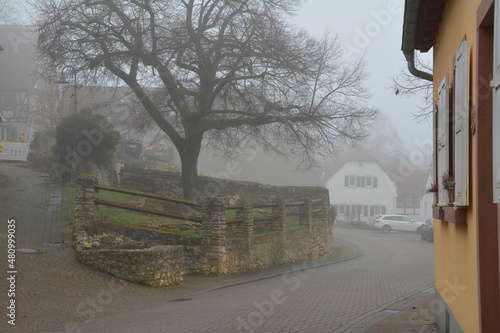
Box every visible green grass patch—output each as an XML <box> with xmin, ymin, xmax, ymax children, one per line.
<box><xmin>99</xmin><ymin>206</ymin><xmax>175</xmax><ymax>225</ymax></box>
<box><xmin>99</xmin><ymin>190</ymin><xmax>132</xmax><ymax>204</ymax></box>
<box><xmin>286</xmin><ymin>218</ymin><xmax>300</xmax><ymax>229</ymax></box>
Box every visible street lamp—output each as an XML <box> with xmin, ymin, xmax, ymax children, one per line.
<box><xmin>55</xmin><ymin>71</ymin><xmax>78</xmax><ymax>182</ymax></box>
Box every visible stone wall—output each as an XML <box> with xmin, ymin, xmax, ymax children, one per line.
<box><xmin>76</xmin><ymin>245</ymin><xmax>183</xmax><ymax>288</ymax></box>
<box><xmin>226</xmin><ymin>221</ymin><xmax>333</xmax><ymax>273</ymax></box>
<box><xmin>75</xmin><ymin>174</ymin><xmax>333</xmax><ymax>288</ymax></box>
<box><xmin>107</xmin><ymin>224</ymin><xmax>204</xmax><ymax>275</ymax></box>
<box><xmin>120</xmin><ymin>169</ymin><xmax>329</xmax><ymax>205</ymax></box>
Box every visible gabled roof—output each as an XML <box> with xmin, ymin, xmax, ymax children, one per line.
<box><xmin>324</xmin><ymin>148</ymin><xmax>381</xmax><ymax>180</ymax></box>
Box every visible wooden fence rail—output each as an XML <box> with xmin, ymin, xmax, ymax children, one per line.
<box><xmin>96</xmin><ymin>184</ymin><xmax>201</xmax><ymax>207</ymax></box>
<box><xmin>78</xmin><ymin>179</ymin><xmax>328</xmax><ymax>230</ymax></box>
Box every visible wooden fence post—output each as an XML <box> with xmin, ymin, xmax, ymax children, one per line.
<box><xmin>201</xmin><ymin>196</ymin><xmax>230</xmax><ymax>275</ymax></box>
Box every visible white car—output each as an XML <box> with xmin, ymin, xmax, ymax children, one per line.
<box><xmin>373</xmin><ymin>215</ymin><xmax>426</xmax><ymax>233</ymax></box>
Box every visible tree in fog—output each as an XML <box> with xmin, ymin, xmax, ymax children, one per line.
<box><xmin>363</xmin><ymin>114</ymin><xmax>409</xmax><ymax>170</ymax></box>
<box><xmin>35</xmin><ymin>0</ymin><xmax>378</xmax><ymax>199</ymax></box>
<box><xmin>0</xmin><ymin>0</ymin><xmax>24</xmax><ymax>24</ymax></box>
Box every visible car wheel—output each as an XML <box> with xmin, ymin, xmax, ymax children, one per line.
<box><xmin>382</xmin><ymin>225</ymin><xmax>391</xmax><ymax>233</ymax></box>
<box><xmin>417</xmin><ymin>226</ymin><xmax>423</xmax><ymax>234</ymax></box>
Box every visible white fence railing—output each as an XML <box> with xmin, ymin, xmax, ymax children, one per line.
<box><xmin>0</xmin><ymin>143</ymin><xmax>29</xmax><ymax>161</ymax></box>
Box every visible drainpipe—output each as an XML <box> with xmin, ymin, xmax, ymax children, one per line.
<box><xmin>402</xmin><ymin>0</ymin><xmax>433</xmax><ymax>82</ymax></box>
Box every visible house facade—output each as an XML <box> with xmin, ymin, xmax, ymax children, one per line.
<box><xmin>0</xmin><ymin>25</ymin><xmax>37</xmax><ymax>161</ymax></box>
<box><xmin>326</xmin><ymin>149</ymin><xmax>397</xmax><ymax>224</ymax></box>
<box><xmin>395</xmin><ymin>169</ymin><xmax>430</xmax><ymax>221</ymax></box>
<box><xmin>402</xmin><ymin>0</ymin><xmax>500</xmax><ymax>332</ymax></box>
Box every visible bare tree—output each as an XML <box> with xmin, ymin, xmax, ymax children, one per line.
<box><xmin>0</xmin><ymin>0</ymin><xmax>24</xmax><ymax>24</ymax></box>
<box><xmin>391</xmin><ymin>56</ymin><xmax>433</xmax><ymax>123</ymax></box>
<box><xmin>34</xmin><ymin>0</ymin><xmax>378</xmax><ymax>199</ymax></box>
<box><xmin>362</xmin><ymin>115</ymin><xmax>408</xmax><ymax>170</ymax></box>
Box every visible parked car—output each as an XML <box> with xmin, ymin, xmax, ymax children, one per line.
<box><xmin>421</xmin><ymin>219</ymin><xmax>434</xmax><ymax>242</ymax></box>
<box><xmin>373</xmin><ymin>215</ymin><xmax>426</xmax><ymax>233</ymax></box>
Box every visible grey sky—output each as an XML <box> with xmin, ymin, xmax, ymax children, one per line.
<box><xmin>294</xmin><ymin>0</ymin><xmax>433</xmax><ymax>153</ymax></box>
<box><xmin>4</xmin><ymin>0</ymin><xmax>432</xmax><ymax>153</ymax></box>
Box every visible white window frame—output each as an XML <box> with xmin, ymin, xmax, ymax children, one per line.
<box><xmin>373</xmin><ymin>204</ymin><xmax>385</xmax><ymax>216</ymax></box>
<box><xmin>336</xmin><ymin>204</ymin><xmax>347</xmax><ymax>216</ymax></box>
<box><xmin>348</xmin><ymin>175</ymin><xmax>357</xmax><ymax>187</ymax></box>
<box><xmin>437</xmin><ymin>74</ymin><xmax>450</xmax><ymax>206</ymax></box>
<box><xmin>365</xmin><ymin>175</ymin><xmax>375</xmax><ymax>188</ymax></box>
<box><xmin>454</xmin><ymin>40</ymin><xmax>470</xmax><ymax>206</ymax></box>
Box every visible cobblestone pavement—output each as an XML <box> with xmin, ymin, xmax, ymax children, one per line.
<box><xmin>0</xmin><ymin>162</ymin><xmax>438</xmax><ymax>333</ymax></box>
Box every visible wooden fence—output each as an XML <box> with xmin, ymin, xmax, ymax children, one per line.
<box><xmin>87</xmin><ymin>183</ymin><xmax>327</xmax><ymax>232</ymax></box>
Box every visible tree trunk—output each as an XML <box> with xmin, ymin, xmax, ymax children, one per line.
<box><xmin>178</xmin><ymin>137</ymin><xmax>202</xmax><ymax>201</ymax></box>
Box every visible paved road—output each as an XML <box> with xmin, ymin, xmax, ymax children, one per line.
<box><xmin>0</xmin><ymin>162</ymin><xmax>434</xmax><ymax>332</ymax></box>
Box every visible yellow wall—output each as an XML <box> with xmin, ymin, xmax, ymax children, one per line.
<box><xmin>432</xmin><ymin>0</ymin><xmax>481</xmax><ymax>332</ymax></box>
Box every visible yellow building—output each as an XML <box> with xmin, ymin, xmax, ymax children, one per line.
<box><xmin>402</xmin><ymin>0</ymin><xmax>500</xmax><ymax>332</ymax></box>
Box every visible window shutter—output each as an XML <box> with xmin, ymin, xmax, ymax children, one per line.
<box><xmin>370</xmin><ymin>205</ymin><xmax>374</xmax><ymax>216</ymax></box>
<box><xmin>493</xmin><ymin>0</ymin><xmax>500</xmax><ymax>203</ymax></box>
<box><xmin>361</xmin><ymin>176</ymin><xmax>366</xmax><ymax>187</ymax></box>
<box><xmin>454</xmin><ymin>40</ymin><xmax>470</xmax><ymax>206</ymax></box>
<box><xmin>437</xmin><ymin>74</ymin><xmax>450</xmax><ymax>206</ymax></box>
<box><xmin>357</xmin><ymin>176</ymin><xmax>361</xmax><ymax>187</ymax></box>
<box><xmin>382</xmin><ymin>206</ymin><xmax>386</xmax><ymax>214</ymax></box>
<box><xmin>345</xmin><ymin>175</ymin><xmax>349</xmax><ymax>187</ymax></box>
<box><xmin>373</xmin><ymin>177</ymin><xmax>378</xmax><ymax>188</ymax></box>
<box><xmin>433</xmin><ymin>101</ymin><xmax>438</xmax><ymax>187</ymax></box>
<box><xmin>364</xmin><ymin>205</ymin><xmax>368</xmax><ymax>216</ymax></box>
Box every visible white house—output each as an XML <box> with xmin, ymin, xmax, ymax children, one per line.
<box><xmin>0</xmin><ymin>25</ymin><xmax>37</xmax><ymax>161</ymax></box>
<box><xmin>325</xmin><ymin>149</ymin><xmax>397</xmax><ymax>224</ymax></box>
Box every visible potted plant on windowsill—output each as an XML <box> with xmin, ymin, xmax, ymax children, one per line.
<box><xmin>425</xmin><ymin>181</ymin><xmax>439</xmax><ymax>204</ymax></box>
<box><xmin>442</xmin><ymin>172</ymin><xmax>455</xmax><ymax>204</ymax></box>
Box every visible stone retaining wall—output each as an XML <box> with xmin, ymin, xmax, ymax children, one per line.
<box><xmin>120</xmin><ymin>169</ymin><xmax>329</xmax><ymax>205</ymax></box>
<box><xmin>75</xmin><ymin>174</ymin><xmax>333</xmax><ymax>288</ymax></box>
<box><xmin>76</xmin><ymin>245</ymin><xmax>183</xmax><ymax>288</ymax></box>
<box><xmin>226</xmin><ymin>222</ymin><xmax>333</xmax><ymax>273</ymax></box>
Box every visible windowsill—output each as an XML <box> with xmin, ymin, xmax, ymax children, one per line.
<box><xmin>432</xmin><ymin>205</ymin><xmax>467</xmax><ymax>224</ymax></box>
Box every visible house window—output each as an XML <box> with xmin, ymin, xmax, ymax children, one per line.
<box><xmin>336</xmin><ymin>204</ymin><xmax>345</xmax><ymax>216</ymax></box>
<box><xmin>435</xmin><ymin>39</ymin><xmax>471</xmax><ymax>207</ymax></box>
<box><xmin>453</xmin><ymin>39</ymin><xmax>470</xmax><ymax>206</ymax></box>
<box><xmin>2</xmin><ymin>95</ymin><xmax>15</xmax><ymax>110</ymax></box>
<box><xmin>356</xmin><ymin>204</ymin><xmax>363</xmax><ymax>216</ymax></box>
<box><xmin>397</xmin><ymin>194</ymin><xmax>406</xmax><ymax>208</ymax></box>
<box><xmin>365</xmin><ymin>176</ymin><xmax>378</xmax><ymax>188</ymax></box>
<box><xmin>371</xmin><ymin>204</ymin><xmax>386</xmax><ymax>217</ymax></box>
<box><xmin>0</xmin><ymin>127</ymin><xmax>11</xmax><ymax>142</ymax></box>
<box><xmin>350</xmin><ymin>205</ymin><xmax>356</xmax><ymax>217</ymax></box>
<box><xmin>344</xmin><ymin>175</ymin><xmax>358</xmax><ymax>187</ymax></box>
